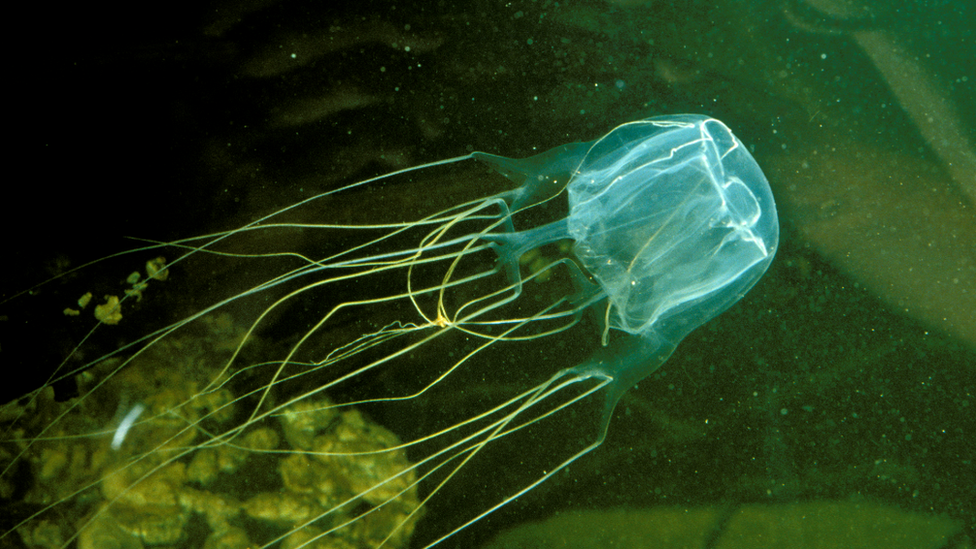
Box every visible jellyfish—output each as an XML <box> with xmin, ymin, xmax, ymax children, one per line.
<box><xmin>1</xmin><ymin>114</ymin><xmax>778</xmax><ymax>549</ymax></box>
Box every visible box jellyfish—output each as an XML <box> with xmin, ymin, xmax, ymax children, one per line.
<box><xmin>1</xmin><ymin>115</ymin><xmax>778</xmax><ymax>549</ymax></box>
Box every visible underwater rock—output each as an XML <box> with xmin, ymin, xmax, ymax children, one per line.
<box><xmin>765</xmin><ymin>145</ymin><xmax>976</xmax><ymax>350</ymax></box>
<box><xmin>3</xmin><ymin>314</ymin><xmax>422</xmax><ymax>549</ymax></box>
<box><xmin>480</xmin><ymin>501</ymin><xmax>965</xmax><ymax>549</ymax></box>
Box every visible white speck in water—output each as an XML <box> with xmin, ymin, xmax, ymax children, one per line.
<box><xmin>111</xmin><ymin>403</ymin><xmax>146</xmax><ymax>450</ymax></box>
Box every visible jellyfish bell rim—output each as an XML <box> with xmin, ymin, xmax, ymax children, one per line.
<box><xmin>473</xmin><ymin>115</ymin><xmax>778</xmax><ymax>350</ymax></box>
<box><xmin>563</xmin><ymin>114</ymin><xmax>779</xmax><ymax>345</ymax></box>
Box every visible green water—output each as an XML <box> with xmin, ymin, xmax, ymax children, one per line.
<box><xmin>3</xmin><ymin>0</ymin><xmax>973</xmax><ymax>547</ymax></box>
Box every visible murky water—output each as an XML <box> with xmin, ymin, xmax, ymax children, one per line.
<box><xmin>3</xmin><ymin>0</ymin><xmax>973</xmax><ymax>547</ymax></box>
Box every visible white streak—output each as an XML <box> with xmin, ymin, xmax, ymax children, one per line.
<box><xmin>111</xmin><ymin>403</ymin><xmax>145</xmax><ymax>450</ymax></box>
